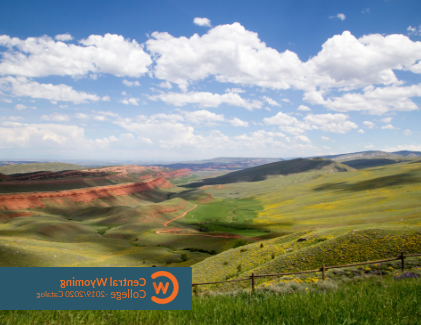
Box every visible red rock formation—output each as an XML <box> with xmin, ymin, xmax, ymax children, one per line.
<box><xmin>0</xmin><ymin>177</ymin><xmax>174</xmax><ymax>210</ymax></box>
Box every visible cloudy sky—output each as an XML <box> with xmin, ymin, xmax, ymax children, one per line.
<box><xmin>0</xmin><ymin>0</ymin><xmax>420</xmax><ymax>161</ymax></box>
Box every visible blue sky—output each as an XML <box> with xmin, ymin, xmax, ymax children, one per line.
<box><xmin>0</xmin><ymin>0</ymin><xmax>420</xmax><ymax>161</ymax></box>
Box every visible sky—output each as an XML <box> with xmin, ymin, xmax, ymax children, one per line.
<box><xmin>0</xmin><ymin>0</ymin><xmax>420</xmax><ymax>162</ymax></box>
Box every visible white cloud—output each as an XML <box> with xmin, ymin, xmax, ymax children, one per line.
<box><xmin>146</xmin><ymin>23</ymin><xmax>307</xmax><ymax>91</ymax></box>
<box><xmin>304</xmin><ymin>113</ymin><xmax>358</xmax><ymax>133</ymax></box>
<box><xmin>182</xmin><ymin>109</ymin><xmax>224</xmax><ymax>125</ymax></box>
<box><xmin>1</xmin><ymin>76</ymin><xmax>106</xmax><ymax>104</ymax></box>
<box><xmin>305</xmin><ymin>84</ymin><xmax>421</xmax><ymax>115</ymax></box>
<box><xmin>149</xmin><ymin>91</ymin><xmax>263</xmax><ymax>110</ymax></box>
<box><xmin>365</xmin><ymin>144</ymin><xmax>374</xmax><ymax>149</ymax></box>
<box><xmin>122</xmin><ymin>79</ymin><xmax>141</xmax><ymax>87</ymax></box>
<box><xmin>263</xmin><ymin>112</ymin><xmax>312</xmax><ymax>135</ymax></box>
<box><xmin>363</xmin><ymin>121</ymin><xmax>375</xmax><ymax>128</ymax></box>
<box><xmin>94</xmin><ymin>115</ymin><xmax>107</xmax><ymax>121</ymax></box>
<box><xmin>295</xmin><ymin>135</ymin><xmax>311</xmax><ymax>143</ymax></box>
<box><xmin>297</xmin><ymin>105</ymin><xmax>311</xmax><ymax>111</ymax></box>
<box><xmin>1</xmin><ymin>98</ymin><xmax>12</xmax><ymax>103</ymax></box>
<box><xmin>261</xmin><ymin>96</ymin><xmax>281</xmax><ymax>106</ymax></box>
<box><xmin>229</xmin><ymin>117</ymin><xmax>249</xmax><ymax>127</ymax></box>
<box><xmin>381</xmin><ymin>124</ymin><xmax>395</xmax><ymax>130</ymax></box>
<box><xmin>41</xmin><ymin>113</ymin><xmax>70</xmax><ymax>121</ymax></box>
<box><xmin>264</xmin><ymin>107</ymin><xmax>271</xmax><ymax>111</ymax></box>
<box><xmin>381</xmin><ymin>117</ymin><xmax>392</xmax><ymax>123</ymax></box>
<box><xmin>362</xmin><ymin>8</ymin><xmax>370</xmax><ymax>14</ymax></box>
<box><xmin>226</xmin><ymin>88</ymin><xmax>245</xmax><ymax>93</ymax></box>
<box><xmin>50</xmin><ymin>100</ymin><xmax>57</xmax><ymax>104</ymax></box>
<box><xmin>0</xmin><ymin>34</ymin><xmax>152</xmax><ymax>78</ymax></box>
<box><xmin>384</xmin><ymin>144</ymin><xmax>421</xmax><ymax>152</ymax></box>
<box><xmin>407</xmin><ymin>25</ymin><xmax>421</xmax><ymax>36</ymax></box>
<box><xmin>403</xmin><ymin>129</ymin><xmax>412</xmax><ymax>136</ymax></box>
<box><xmin>193</xmin><ymin>17</ymin><xmax>212</xmax><ymax>27</ymax></box>
<box><xmin>358</xmin><ymin>129</ymin><xmax>365</xmax><ymax>133</ymax></box>
<box><xmin>55</xmin><ymin>33</ymin><xmax>73</xmax><ymax>41</ymax></box>
<box><xmin>15</xmin><ymin>104</ymin><xmax>26</xmax><ymax>110</ymax></box>
<box><xmin>59</xmin><ymin>104</ymin><xmax>67</xmax><ymax>108</ymax></box>
<box><xmin>158</xmin><ymin>81</ymin><xmax>172</xmax><ymax>89</ymax></box>
<box><xmin>281</xmin><ymin>98</ymin><xmax>291</xmax><ymax>103</ymax></box>
<box><xmin>321</xmin><ymin>136</ymin><xmax>330</xmax><ymax>141</ymax></box>
<box><xmin>330</xmin><ymin>13</ymin><xmax>346</xmax><ymax>21</ymax></box>
<box><xmin>92</xmin><ymin>110</ymin><xmax>119</xmax><ymax>117</ymax></box>
<box><xmin>119</xmin><ymin>98</ymin><xmax>139</xmax><ymax>106</ymax></box>
<box><xmin>75</xmin><ymin>112</ymin><xmax>89</xmax><ymax>120</ymax></box>
<box><xmin>121</xmin><ymin>91</ymin><xmax>127</xmax><ymax>95</ymax></box>
<box><xmin>264</xmin><ymin>112</ymin><xmax>357</xmax><ymax>134</ymax></box>
<box><xmin>0</xmin><ymin>116</ymin><xmax>23</xmax><ymax>121</ymax></box>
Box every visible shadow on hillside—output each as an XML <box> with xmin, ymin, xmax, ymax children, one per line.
<box><xmin>313</xmin><ymin>172</ymin><xmax>421</xmax><ymax>192</ymax></box>
<box><xmin>183</xmin><ymin>159</ymin><xmax>343</xmax><ymax>188</ymax></box>
<box><xmin>341</xmin><ymin>158</ymin><xmax>401</xmax><ymax>170</ymax></box>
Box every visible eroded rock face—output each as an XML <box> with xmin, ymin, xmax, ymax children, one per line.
<box><xmin>0</xmin><ymin>177</ymin><xmax>174</xmax><ymax>210</ymax></box>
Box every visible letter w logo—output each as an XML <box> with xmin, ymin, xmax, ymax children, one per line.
<box><xmin>153</xmin><ymin>282</ymin><xmax>169</xmax><ymax>295</ymax></box>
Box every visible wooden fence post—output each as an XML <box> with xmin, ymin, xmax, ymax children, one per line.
<box><xmin>322</xmin><ymin>264</ymin><xmax>326</xmax><ymax>281</ymax></box>
<box><xmin>251</xmin><ymin>273</ymin><xmax>255</xmax><ymax>292</ymax></box>
<box><xmin>401</xmin><ymin>252</ymin><xmax>405</xmax><ymax>272</ymax></box>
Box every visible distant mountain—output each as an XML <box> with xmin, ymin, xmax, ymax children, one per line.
<box><xmin>158</xmin><ymin>157</ymin><xmax>284</xmax><ymax>171</ymax></box>
<box><xmin>316</xmin><ymin>150</ymin><xmax>421</xmax><ymax>170</ymax></box>
<box><xmin>184</xmin><ymin>158</ymin><xmax>352</xmax><ymax>187</ymax></box>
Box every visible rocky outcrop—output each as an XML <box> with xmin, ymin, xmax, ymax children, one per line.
<box><xmin>0</xmin><ymin>177</ymin><xmax>174</xmax><ymax>210</ymax></box>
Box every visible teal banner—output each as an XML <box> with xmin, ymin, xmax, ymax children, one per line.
<box><xmin>0</xmin><ymin>267</ymin><xmax>192</xmax><ymax>310</ymax></box>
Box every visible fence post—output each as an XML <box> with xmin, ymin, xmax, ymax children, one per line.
<box><xmin>322</xmin><ymin>264</ymin><xmax>326</xmax><ymax>281</ymax></box>
<box><xmin>251</xmin><ymin>273</ymin><xmax>255</xmax><ymax>292</ymax></box>
<box><xmin>401</xmin><ymin>252</ymin><xmax>405</xmax><ymax>272</ymax></box>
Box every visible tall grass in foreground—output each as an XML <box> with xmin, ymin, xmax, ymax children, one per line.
<box><xmin>0</xmin><ymin>276</ymin><xmax>419</xmax><ymax>325</ymax></box>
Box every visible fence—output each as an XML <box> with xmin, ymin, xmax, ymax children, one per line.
<box><xmin>192</xmin><ymin>252</ymin><xmax>421</xmax><ymax>291</ymax></box>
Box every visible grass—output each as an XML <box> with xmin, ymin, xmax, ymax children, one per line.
<box><xmin>0</xmin><ymin>275</ymin><xmax>419</xmax><ymax>324</ymax></box>
<box><xmin>0</xmin><ymin>163</ymin><xmax>84</xmax><ymax>175</ymax></box>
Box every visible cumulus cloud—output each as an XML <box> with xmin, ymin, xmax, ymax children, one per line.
<box><xmin>0</xmin><ymin>34</ymin><xmax>152</xmax><ymax>78</ymax></box>
<box><xmin>226</xmin><ymin>88</ymin><xmax>245</xmax><ymax>93</ymax></box>
<box><xmin>304</xmin><ymin>113</ymin><xmax>358</xmax><ymax>133</ymax></box>
<box><xmin>55</xmin><ymin>33</ymin><xmax>73</xmax><ymax>41</ymax></box>
<box><xmin>182</xmin><ymin>109</ymin><xmax>224</xmax><ymax>125</ymax></box>
<box><xmin>263</xmin><ymin>112</ymin><xmax>312</xmax><ymax>135</ymax></box>
<box><xmin>122</xmin><ymin>79</ymin><xmax>141</xmax><ymax>87</ymax></box>
<box><xmin>75</xmin><ymin>112</ymin><xmax>89</xmax><ymax>120</ymax></box>
<box><xmin>358</xmin><ymin>129</ymin><xmax>365</xmax><ymax>133</ymax></box>
<box><xmin>305</xmin><ymin>84</ymin><xmax>421</xmax><ymax>115</ymax></box>
<box><xmin>381</xmin><ymin>124</ymin><xmax>395</xmax><ymax>130</ymax></box>
<box><xmin>149</xmin><ymin>91</ymin><xmax>263</xmax><ymax>110</ymax></box>
<box><xmin>264</xmin><ymin>112</ymin><xmax>357</xmax><ymax>134</ymax></box>
<box><xmin>158</xmin><ymin>81</ymin><xmax>172</xmax><ymax>89</ymax></box>
<box><xmin>119</xmin><ymin>98</ymin><xmax>139</xmax><ymax>106</ymax></box>
<box><xmin>330</xmin><ymin>13</ymin><xmax>346</xmax><ymax>20</ymax></box>
<box><xmin>229</xmin><ymin>117</ymin><xmax>249</xmax><ymax>127</ymax></box>
<box><xmin>363</xmin><ymin>121</ymin><xmax>375</xmax><ymax>129</ymax></box>
<box><xmin>384</xmin><ymin>144</ymin><xmax>421</xmax><ymax>152</ymax></box>
<box><xmin>403</xmin><ymin>129</ymin><xmax>412</xmax><ymax>136</ymax></box>
<box><xmin>381</xmin><ymin>117</ymin><xmax>392</xmax><ymax>123</ymax></box>
<box><xmin>261</xmin><ymin>96</ymin><xmax>281</xmax><ymax>106</ymax></box>
<box><xmin>1</xmin><ymin>76</ymin><xmax>106</xmax><ymax>104</ymax></box>
<box><xmin>407</xmin><ymin>25</ymin><xmax>421</xmax><ymax>36</ymax></box>
<box><xmin>193</xmin><ymin>17</ymin><xmax>212</xmax><ymax>27</ymax></box>
<box><xmin>297</xmin><ymin>105</ymin><xmax>311</xmax><ymax>111</ymax></box>
<box><xmin>41</xmin><ymin>113</ymin><xmax>70</xmax><ymax>121</ymax></box>
<box><xmin>321</xmin><ymin>136</ymin><xmax>330</xmax><ymax>141</ymax></box>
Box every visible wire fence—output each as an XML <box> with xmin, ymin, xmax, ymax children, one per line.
<box><xmin>192</xmin><ymin>252</ymin><xmax>421</xmax><ymax>291</ymax></box>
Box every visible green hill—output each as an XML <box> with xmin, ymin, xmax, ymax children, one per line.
<box><xmin>185</xmin><ymin>158</ymin><xmax>352</xmax><ymax>187</ymax></box>
<box><xmin>0</xmin><ymin>162</ymin><xmax>84</xmax><ymax>175</ymax></box>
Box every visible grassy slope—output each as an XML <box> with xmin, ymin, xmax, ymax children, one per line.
<box><xmin>192</xmin><ymin>160</ymin><xmax>421</xmax><ymax>284</ymax></box>
<box><xmin>2</xmin><ymin>276</ymin><xmax>420</xmax><ymax>324</ymax></box>
<box><xmin>185</xmin><ymin>158</ymin><xmax>352</xmax><ymax>187</ymax></box>
<box><xmin>0</xmin><ymin>162</ymin><xmax>83</xmax><ymax>175</ymax></box>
